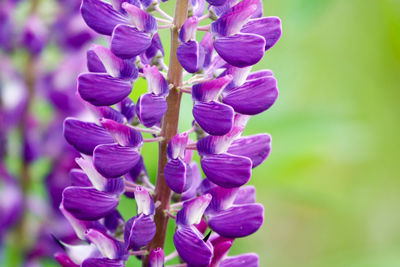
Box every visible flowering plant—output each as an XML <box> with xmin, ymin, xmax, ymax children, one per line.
<box><xmin>60</xmin><ymin>0</ymin><xmax>281</xmax><ymax>266</ymax></box>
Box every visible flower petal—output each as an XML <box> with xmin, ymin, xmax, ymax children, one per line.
<box><xmin>111</xmin><ymin>24</ymin><xmax>152</xmax><ymax>59</ymax></box>
<box><xmin>90</xmin><ymin>44</ymin><xmax>138</xmax><ymax>79</ymax></box>
<box><xmin>70</xmin><ymin>169</ymin><xmax>92</xmax><ymax>187</ymax></box>
<box><xmin>78</xmin><ymin>73</ymin><xmax>132</xmax><ymax>106</ymax></box>
<box><xmin>100</xmin><ymin>118</ymin><xmax>143</xmax><ymax>147</ymax></box>
<box><xmin>176</xmin><ymin>194</ymin><xmax>212</xmax><ymax>226</ymax></box>
<box><xmin>192</xmin><ymin>75</ymin><xmax>233</xmax><ymax>102</ymax></box>
<box><xmin>220</xmin><ymin>253</ymin><xmax>259</xmax><ymax>267</ymax></box>
<box><xmin>207</xmin><ymin>203</ymin><xmax>263</xmax><ymax>237</ymax></box>
<box><xmin>222</xmin><ymin>76</ymin><xmax>278</xmax><ymax>115</ymax></box>
<box><xmin>81</xmin><ymin>0</ymin><xmax>129</xmax><ymax>35</ymax></box>
<box><xmin>164</xmin><ymin>158</ymin><xmax>189</xmax><ymax>194</ymax></box>
<box><xmin>64</xmin><ymin>118</ymin><xmax>114</xmax><ymax>155</ymax></box>
<box><xmin>87</xmin><ymin>49</ymin><xmax>106</xmax><ymax>73</ymax></box>
<box><xmin>167</xmin><ymin>132</ymin><xmax>189</xmax><ymax>159</ymax></box>
<box><xmin>182</xmin><ymin>162</ymin><xmax>202</xmax><ymax>201</ymax></box>
<box><xmin>63</xmin><ymin>187</ymin><xmax>119</xmax><ymax>220</ymax></box>
<box><xmin>234</xmin><ymin>185</ymin><xmax>256</xmax><ymax>204</ymax></box>
<box><xmin>173</xmin><ymin>225</ymin><xmax>213</xmax><ymax>267</ymax></box>
<box><xmin>149</xmin><ymin>247</ymin><xmax>164</xmax><ymax>267</ymax></box>
<box><xmin>143</xmin><ymin>65</ymin><xmax>169</xmax><ymax>96</ymax></box>
<box><xmin>179</xmin><ymin>16</ymin><xmax>199</xmax><ymax>43</ymax></box>
<box><xmin>82</xmin><ymin>258</ymin><xmax>125</xmax><ymax>267</ymax></box>
<box><xmin>124</xmin><ymin>214</ymin><xmax>156</xmax><ymax>250</ymax></box>
<box><xmin>119</xmin><ymin>97</ymin><xmax>136</xmax><ymax>122</ymax></box>
<box><xmin>85</xmin><ymin>229</ymin><xmax>125</xmax><ymax>259</ymax></box>
<box><xmin>227</xmin><ymin>134</ymin><xmax>271</xmax><ymax>167</ymax></box>
<box><xmin>200</xmin><ymin>32</ymin><xmax>213</xmax><ymax>68</ymax></box>
<box><xmin>214</xmin><ymin>33</ymin><xmax>265</xmax><ymax>67</ymax></box>
<box><xmin>94</xmin><ymin>143</ymin><xmax>141</xmax><ymax>178</ymax></box>
<box><xmin>211</xmin><ymin>0</ymin><xmax>260</xmax><ymax>36</ymax></box>
<box><xmin>177</xmin><ymin>41</ymin><xmax>205</xmax><ymax>73</ymax></box>
<box><xmin>246</xmin><ymin>69</ymin><xmax>274</xmax><ymax>81</ymax></box>
<box><xmin>242</xmin><ymin>17</ymin><xmax>282</xmax><ymax>51</ymax></box>
<box><xmin>134</xmin><ymin>186</ymin><xmax>155</xmax><ymax>215</ymax></box>
<box><xmin>201</xmin><ymin>153</ymin><xmax>252</xmax><ymax>188</ymax></box>
<box><xmin>190</xmin><ymin>0</ymin><xmax>206</xmax><ymax>17</ymax></box>
<box><xmin>122</xmin><ymin>2</ymin><xmax>157</xmax><ymax>33</ymax></box>
<box><xmin>136</xmin><ymin>93</ymin><xmax>167</xmax><ymax>128</ymax></box>
<box><xmin>193</xmin><ymin>101</ymin><xmax>234</xmax><ymax>136</ymax></box>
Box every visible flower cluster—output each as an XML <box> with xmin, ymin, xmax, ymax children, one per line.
<box><xmin>60</xmin><ymin>0</ymin><xmax>281</xmax><ymax>266</ymax></box>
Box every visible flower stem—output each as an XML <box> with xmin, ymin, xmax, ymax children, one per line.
<box><xmin>142</xmin><ymin>1</ymin><xmax>189</xmax><ymax>266</ymax></box>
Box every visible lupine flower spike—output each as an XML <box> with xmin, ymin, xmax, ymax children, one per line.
<box><xmin>60</xmin><ymin>0</ymin><xmax>282</xmax><ymax>266</ymax></box>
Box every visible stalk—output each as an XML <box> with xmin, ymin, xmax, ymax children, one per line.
<box><xmin>143</xmin><ymin>0</ymin><xmax>189</xmax><ymax>265</ymax></box>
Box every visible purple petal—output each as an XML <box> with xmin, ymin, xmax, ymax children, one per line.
<box><xmin>214</xmin><ymin>33</ymin><xmax>266</xmax><ymax>67</ymax></box>
<box><xmin>167</xmin><ymin>132</ymin><xmax>189</xmax><ymax>159</ymax></box>
<box><xmin>141</xmin><ymin>33</ymin><xmax>164</xmax><ymax>64</ymax></box>
<box><xmin>182</xmin><ymin>162</ymin><xmax>202</xmax><ymax>201</ymax></box>
<box><xmin>209</xmin><ymin>235</ymin><xmax>234</xmax><ymax>267</ymax></box>
<box><xmin>119</xmin><ymin>97</ymin><xmax>136</xmax><ymax>122</ymax></box>
<box><xmin>149</xmin><ymin>247</ymin><xmax>164</xmax><ymax>267</ymax></box>
<box><xmin>63</xmin><ymin>118</ymin><xmax>114</xmax><ymax>155</ymax></box>
<box><xmin>190</xmin><ymin>0</ymin><xmax>206</xmax><ymax>17</ymax></box>
<box><xmin>70</xmin><ymin>169</ymin><xmax>92</xmax><ymax>187</ymax></box>
<box><xmin>164</xmin><ymin>158</ymin><xmax>189</xmax><ymax>194</ymax></box>
<box><xmin>81</xmin><ymin>0</ymin><xmax>128</xmax><ymax>35</ymax></box>
<box><xmin>104</xmin><ymin>210</ymin><xmax>124</xmax><ymax>233</ymax></box>
<box><xmin>94</xmin><ymin>106</ymin><xmax>125</xmax><ymax>123</ymax></box>
<box><xmin>122</xmin><ymin>2</ymin><xmax>157</xmax><ymax>33</ymax></box>
<box><xmin>90</xmin><ymin>44</ymin><xmax>138</xmax><ymax>79</ymax></box>
<box><xmin>100</xmin><ymin>118</ymin><xmax>143</xmax><ymax>147</ymax></box>
<box><xmin>177</xmin><ymin>41</ymin><xmax>205</xmax><ymax>73</ymax></box>
<box><xmin>134</xmin><ymin>186</ymin><xmax>155</xmax><ymax>215</ymax></box>
<box><xmin>87</xmin><ymin>50</ymin><xmax>106</xmax><ymax>73</ymax></box>
<box><xmin>136</xmin><ymin>93</ymin><xmax>167</xmax><ymax>128</ymax></box>
<box><xmin>207</xmin><ymin>203</ymin><xmax>263</xmax><ymax>237</ymax></box>
<box><xmin>227</xmin><ymin>134</ymin><xmax>271</xmax><ymax>167</ymax></box>
<box><xmin>211</xmin><ymin>0</ymin><xmax>260</xmax><ymax>36</ymax></box>
<box><xmin>220</xmin><ymin>253</ymin><xmax>259</xmax><ymax>267</ymax></box>
<box><xmin>94</xmin><ymin>143</ymin><xmax>141</xmax><ymax>178</ymax></box>
<box><xmin>193</xmin><ymin>101</ymin><xmax>234</xmax><ymax>136</ymax></box>
<box><xmin>173</xmin><ymin>226</ymin><xmax>213</xmax><ymax>266</ymax></box>
<box><xmin>201</xmin><ymin>153</ymin><xmax>252</xmax><ymax>188</ymax></box>
<box><xmin>222</xmin><ymin>76</ymin><xmax>278</xmax><ymax>115</ymax></box>
<box><xmin>60</xmin><ymin>202</ymin><xmax>105</xmax><ymax>240</ymax></box>
<box><xmin>192</xmin><ymin>75</ymin><xmax>233</xmax><ymax>102</ymax></box>
<box><xmin>54</xmin><ymin>253</ymin><xmax>79</xmax><ymax>267</ymax></box>
<box><xmin>82</xmin><ymin>258</ymin><xmax>125</xmax><ymax>267</ymax></box>
<box><xmin>143</xmin><ymin>65</ymin><xmax>169</xmax><ymax>96</ymax></box>
<box><xmin>246</xmin><ymin>69</ymin><xmax>274</xmax><ymax>81</ymax></box>
<box><xmin>204</xmin><ymin>185</ymin><xmax>238</xmax><ymax>212</ymax></box>
<box><xmin>234</xmin><ymin>185</ymin><xmax>256</xmax><ymax>204</ymax></box>
<box><xmin>200</xmin><ymin>32</ymin><xmax>213</xmax><ymax>68</ymax></box>
<box><xmin>242</xmin><ymin>17</ymin><xmax>282</xmax><ymax>50</ymax></box>
<box><xmin>78</xmin><ymin>73</ymin><xmax>132</xmax><ymax>106</ymax></box>
<box><xmin>63</xmin><ymin>186</ymin><xmax>119</xmax><ymax>220</ymax></box>
<box><xmin>124</xmin><ymin>214</ymin><xmax>156</xmax><ymax>250</ymax></box>
<box><xmin>75</xmin><ymin>156</ymin><xmax>108</xmax><ymax>191</ymax></box>
<box><xmin>179</xmin><ymin>16</ymin><xmax>199</xmax><ymax>43</ymax></box>
<box><xmin>85</xmin><ymin>229</ymin><xmax>125</xmax><ymax>259</ymax></box>
<box><xmin>176</xmin><ymin>194</ymin><xmax>212</xmax><ymax>226</ymax></box>
<box><xmin>207</xmin><ymin>0</ymin><xmax>229</xmax><ymax>6</ymax></box>
<box><xmin>111</xmin><ymin>24</ymin><xmax>152</xmax><ymax>59</ymax></box>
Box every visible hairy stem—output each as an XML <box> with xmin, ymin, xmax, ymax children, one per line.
<box><xmin>142</xmin><ymin>0</ymin><xmax>189</xmax><ymax>266</ymax></box>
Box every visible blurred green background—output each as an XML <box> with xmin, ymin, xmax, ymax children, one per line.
<box><xmin>3</xmin><ymin>0</ymin><xmax>400</xmax><ymax>266</ymax></box>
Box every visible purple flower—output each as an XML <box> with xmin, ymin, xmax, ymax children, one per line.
<box><xmin>57</xmin><ymin>0</ymin><xmax>282</xmax><ymax>265</ymax></box>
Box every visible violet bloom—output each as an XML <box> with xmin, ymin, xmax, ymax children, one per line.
<box><xmin>59</xmin><ymin>0</ymin><xmax>282</xmax><ymax>266</ymax></box>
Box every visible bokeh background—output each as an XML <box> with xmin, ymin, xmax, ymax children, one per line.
<box><xmin>1</xmin><ymin>0</ymin><xmax>400</xmax><ymax>266</ymax></box>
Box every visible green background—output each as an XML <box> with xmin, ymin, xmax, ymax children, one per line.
<box><xmin>3</xmin><ymin>0</ymin><xmax>400</xmax><ymax>266</ymax></box>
